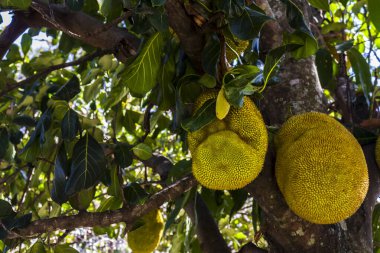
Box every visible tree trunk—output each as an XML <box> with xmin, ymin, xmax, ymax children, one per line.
<box><xmin>246</xmin><ymin>1</ymin><xmax>380</xmax><ymax>252</ymax></box>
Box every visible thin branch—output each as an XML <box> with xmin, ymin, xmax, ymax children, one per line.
<box><xmin>5</xmin><ymin>175</ymin><xmax>196</xmax><ymax>240</ymax></box>
<box><xmin>15</xmin><ymin>1</ymin><xmax>140</xmax><ymax>61</ymax></box>
<box><xmin>0</xmin><ymin>49</ymin><xmax>112</xmax><ymax>97</ymax></box>
<box><xmin>17</xmin><ymin>166</ymin><xmax>34</xmax><ymax>212</ymax></box>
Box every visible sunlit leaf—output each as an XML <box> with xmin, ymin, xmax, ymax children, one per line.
<box><xmin>369</xmin><ymin>0</ymin><xmax>380</xmax><ymax>31</ymax></box>
<box><xmin>347</xmin><ymin>47</ymin><xmax>373</xmax><ymax>103</ymax></box>
<box><xmin>120</xmin><ymin>32</ymin><xmax>164</xmax><ymax>97</ymax></box>
<box><xmin>307</xmin><ymin>0</ymin><xmax>329</xmax><ymax>11</ymax></box>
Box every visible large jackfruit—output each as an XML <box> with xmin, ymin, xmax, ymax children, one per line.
<box><xmin>127</xmin><ymin>209</ymin><xmax>164</xmax><ymax>253</ymax></box>
<box><xmin>275</xmin><ymin>112</ymin><xmax>369</xmax><ymax>224</ymax></box>
<box><xmin>188</xmin><ymin>90</ymin><xmax>268</xmax><ymax>190</ymax></box>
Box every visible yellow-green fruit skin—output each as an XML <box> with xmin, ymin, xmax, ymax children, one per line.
<box><xmin>275</xmin><ymin>112</ymin><xmax>369</xmax><ymax>224</ymax></box>
<box><xmin>188</xmin><ymin>91</ymin><xmax>268</xmax><ymax>190</ymax></box>
<box><xmin>127</xmin><ymin>209</ymin><xmax>164</xmax><ymax>253</ymax></box>
<box><xmin>225</xmin><ymin>37</ymin><xmax>249</xmax><ymax>62</ymax></box>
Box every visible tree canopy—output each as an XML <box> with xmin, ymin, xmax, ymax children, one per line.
<box><xmin>0</xmin><ymin>0</ymin><xmax>380</xmax><ymax>252</ymax></box>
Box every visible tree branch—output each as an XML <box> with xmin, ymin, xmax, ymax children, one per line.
<box><xmin>13</xmin><ymin>0</ymin><xmax>140</xmax><ymax>61</ymax></box>
<box><xmin>5</xmin><ymin>175</ymin><xmax>196</xmax><ymax>240</ymax></box>
<box><xmin>165</xmin><ymin>0</ymin><xmax>205</xmax><ymax>72</ymax></box>
<box><xmin>0</xmin><ymin>49</ymin><xmax>112</xmax><ymax>97</ymax></box>
<box><xmin>142</xmin><ymin>154</ymin><xmax>231</xmax><ymax>253</ymax></box>
<box><xmin>0</xmin><ymin>14</ymin><xmax>28</xmax><ymax>59</ymax></box>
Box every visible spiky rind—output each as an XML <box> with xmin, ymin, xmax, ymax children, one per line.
<box><xmin>188</xmin><ymin>90</ymin><xmax>268</xmax><ymax>190</ymax></box>
<box><xmin>275</xmin><ymin>112</ymin><xmax>369</xmax><ymax>224</ymax></box>
<box><xmin>127</xmin><ymin>209</ymin><xmax>164</xmax><ymax>253</ymax></box>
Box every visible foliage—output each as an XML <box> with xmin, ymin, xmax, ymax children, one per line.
<box><xmin>0</xmin><ymin>0</ymin><xmax>379</xmax><ymax>252</ymax></box>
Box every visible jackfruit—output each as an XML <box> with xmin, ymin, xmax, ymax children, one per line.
<box><xmin>275</xmin><ymin>112</ymin><xmax>369</xmax><ymax>224</ymax></box>
<box><xmin>225</xmin><ymin>37</ymin><xmax>249</xmax><ymax>62</ymax></box>
<box><xmin>188</xmin><ymin>90</ymin><xmax>268</xmax><ymax>190</ymax></box>
<box><xmin>127</xmin><ymin>209</ymin><xmax>164</xmax><ymax>253</ymax></box>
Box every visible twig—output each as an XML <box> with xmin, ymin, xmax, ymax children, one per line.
<box><xmin>86</xmin><ymin>11</ymin><xmax>133</xmax><ymax>38</ymax></box>
<box><xmin>17</xmin><ymin>166</ymin><xmax>34</xmax><ymax>212</ymax></box>
<box><xmin>0</xmin><ymin>49</ymin><xmax>113</xmax><ymax>97</ymax></box>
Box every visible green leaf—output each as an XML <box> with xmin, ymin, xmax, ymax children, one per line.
<box><xmin>6</xmin><ymin>44</ymin><xmax>22</xmax><ymax>61</ymax></box>
<box><xmin>120</xmin><ymin>32</ymin><xmax>164</xmax><ymax>97</ymax></box>
<box><xmin>107</xmin><ymin>166</ymin><xmax>123</xmax><ymax>198</ymax></box>
<box><xmin>229</xmin><ymin>6</ymin><xmax>272</xmax><ymax>40</ymax></box>
<box><xmin>182</xmin><ymin>99</ymin><xmax>216</xmax><ymax>132</ymax></box>
<box><xmin>0</xmin><ymin>127</ymin><xmax>9</xmax><ymax>160</ymax></box>
<box><xmin>155</xmin><ymin>52</ymin><xmax>176</xmax><ymax>110</ymax></box>
<box><xmin>114</xmin><ymin>143</ymin><xmax>133</xmax><ymax>168</ymax></box>
<box><xmin>164</xmin><ymin>188</ymin><xmax>194</xmax><ymax>233</ymax></box>
<box><xmin>223</xmin><ymin>65</ymin><xmax>261</xmax><ymax>107</ymax></box>
<box><xmin>374</xmin><ymin>204</ymin><xmax>380</xmax><ymax>235</ymax></box>
<box><xmin>132</xmin><ymin>143</ymin><xmax>153</xmax><ymax>160</ymax></box>
<box><xmin>100</xmin><ymin>0</ymin><xmax>122</xmax><ymax>21</ymax></box>
<box><xmin>315</xmin><ymin>48</ymin><xmax>334</xmax><ymax>91</ymax></box>
<box><xmin>28</xmin><ymin>242</ymin><xmax>46</xmax><ymax>253</ymax></box>
<box><xmin>53</xmin><ymin>76</ymin><xmax>81</xmax><ymax>101</ymax></box>
<box><xmin>369</xmin><ymin>0</ymin><xmax>380</xmax><ymax>31</ymax></box>
<box><xmin>65</xmin><ymin>133</ymin><xmax>107</xmax><ymax>196</ymax></box>
<box><xmin>229</xmin><ymin>189</ymin><xmax>248</xmax><ymax>217</ymax></box>
<box><xmin>151</xmin><ymin>0</ymin><xmax>165</xmax><ymax>6</ymax></box>
<box><xmin>166</xmin><ymin>159</ymin><xmax>192</xmax><ymax>184</ymax></box>
<box><xmin>0</xmin><ymin>0</ymin><xmax>31</xmax><ymax>9</ymax></box>
<box><xmin>263</xmin><ymin>44</ymin><xmax>302</xmax><ymax>89</ymax></box>
<box><xmin>0</xmin><ymin>200</ymin><xmax>16</xmax><ymax>219</ymax></box>
<box><xmin>68</xmin><ymin>187</ymin><xmax>95</xmax><ymax>211</ymax></box>
<box><xmin>202</xmin><ymin>34</ymin><xmax>220</xmax><ymax>77</ymax></box>
<box><xmin>123</xmin><ymin>183</ymin><xmax>149</xmax><ymax>205</ymax></box>
<box><xmin>21</xmin><ymin>33</ymin><xmax>32</xmax><ymax>56</ymax></box>
<box><xmin>61</xmin><ymin>109</ymin><xmax>80</xmax><ymax>140</ymax></box>
<box><xmin>54</xmin><ymin>244</ymin><xmax>79</xmax><ymax>253</ymax></box>
<box><xmin>281</xmin><ymin>0</ymin><xmax>318</xmax><ymax>58</ymax></box>
<box><xmin>347</xmin><ymin>47</ymin><xmax>373</xmax><ymax>103</ymax></box>
<box><xmin>307</xmin><ymin>0</ymin><xmax>329</xmax><ymax>11</ymax></box>
<box><xmin>66</xmin><ymin>0</ymin><xmax>84</xmax><ymax>11</ymax></box>
<box><xmin>51</xmin><ymin>144</ymin><xmax>69</xmax><ymax>205</ymax></box>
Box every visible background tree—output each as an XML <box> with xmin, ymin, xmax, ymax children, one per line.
<box><xmin>0</xmin><ymin>0</ymin><xmax>379</xmax><ymax>252</ymax></box>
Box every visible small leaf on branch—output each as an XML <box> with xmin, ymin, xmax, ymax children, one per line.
<box><xmin>53</xmin><ymin>76</ymin><xmax>81</xmax><ymax>101</ymax></box>
<box><xmin>182</xmin><ymin>99</ymin><xmax>216</xmax><ymax>132</ymax></box>
<box><xmin>65</xmin><ymin>133</ymin><xmax>107</xmax><ymax>196</ymax></box>
<box><xmin>120</xmin><ymin>32</ymin><xmax>164</xmax><ymax>97</ymax></box>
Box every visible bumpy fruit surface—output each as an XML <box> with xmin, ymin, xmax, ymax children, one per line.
<box><xmin>188</xmin><ymin>90</ymin><xmax>267</xmax><ymax>190</ymax></box>
<box><xmin>275</xmin><ymin>112</ymin><xmax>369</xmax><ymax>224</ymax></box>
<box><xmin>225</xmin><ymin>37</ymin><xmax>249</xmax><ymax>62</ymax></box>
<box><xmin>127</xmin><ymin>209</ymin><xmax>164</xmax><ymax>253</ymax></box>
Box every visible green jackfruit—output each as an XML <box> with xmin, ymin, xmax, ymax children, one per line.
<box><xmin>275</xmin><ymin>112</ymin><xmax>369</xmax><ymax>224</ymax></box>
<box><xmin>188</xmin><ymin>90</ymin><xmax>268</xmax><ymax>190</ymax></box>
<box><xmin>127</xmin><ymin>209</ymin><xmax>164</xmax><ymax>253</ymax></box>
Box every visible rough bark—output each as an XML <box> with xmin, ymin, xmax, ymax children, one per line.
<box><xmin>5</xmin><ymin>175</ymin><xmax>196</xmax><ymax>240</ymax></box>
<box><xmin>7</xmin><ymin>1</ymin><xmax>140</xmax><ymax>62</ymax></box>
<box><xmin>165</xmin><ymin>0</ymin><xmax>205</xmax><ymax>72</ymax></box>
<box><xmin>259</xmin><ymin>0</ymin><xmax>326</xmax><ymax>125</ymax></box>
